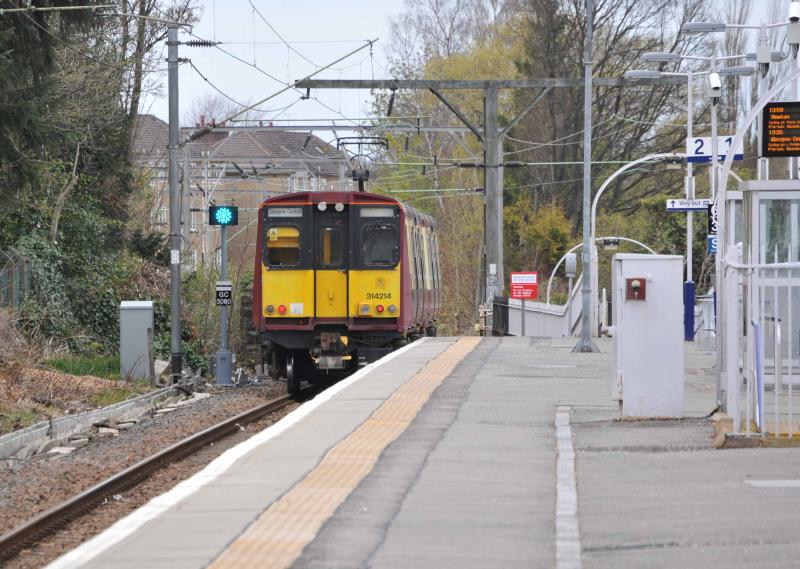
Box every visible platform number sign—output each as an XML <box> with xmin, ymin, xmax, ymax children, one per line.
<box><xmin>215</xmin><ymin>280</ymin><xmax>233</xmax><ymax>306</ymax></box>
<box><xmin>686</xmin><ymin>136</ymin><xmax>744</xmax><ymax>163</ymax></box>
<box><xmin>209</xmin><ymin>205</ymin><xmax>239</xmax><ymax>226</ymax></box>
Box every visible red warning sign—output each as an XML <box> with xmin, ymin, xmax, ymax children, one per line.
<box><xmin>510</xmin><ymin>272</ymin><xmax>538</xmax><ymax>300</ymax></box>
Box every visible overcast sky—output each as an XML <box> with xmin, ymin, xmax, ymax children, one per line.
<box><xmin>144</xmin><ymin>0</ymin><xmax>401</xmax><ymax>127</ymax></box>
<box><xmin>143</xmin><ymin>1</ymin><xmax>786</xmax><ymax>129</ymax></box>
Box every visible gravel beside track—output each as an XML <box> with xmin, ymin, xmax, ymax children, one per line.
<box><xmin>0</xmin><ymin>380</ymin><xmax>295</xmax><ymax>568</ymax></box>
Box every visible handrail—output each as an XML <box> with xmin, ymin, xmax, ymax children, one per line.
<box><xmin>546</xmin><ymin>236</ymin><xmax>657</xmax><ymax>303</ymax></box>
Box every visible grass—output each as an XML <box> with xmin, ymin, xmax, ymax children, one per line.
<box><xmin>44</xmin><ymin>354</ymin><xmax>121</xmax><ymax>380</ymax></box>
<box><xmin>0</xmin><ymin>408</ymin><xmax>42</xmax><ymax>435</ymax></box>
<box><xmin>89</xmin><ymin>384</ymin><xmax>149</xmax><ymax>407</ymax></box>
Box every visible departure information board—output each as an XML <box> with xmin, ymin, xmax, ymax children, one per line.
<box><xmin>762</xmin><ymin>102</ymin><xmax>800</xmax><ymax>157</ymax></box>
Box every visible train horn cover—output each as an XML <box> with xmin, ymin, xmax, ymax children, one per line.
<box><xmin>209</xmin><ymin>205</ymin><xmax>239</xmax><ymax>226</ymax></box>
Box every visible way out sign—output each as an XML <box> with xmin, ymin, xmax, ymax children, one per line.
<box><xmin>666</xmin><ymin>198</ymin><xmax>710</xmax><ymax>212</ymax></box>
<box><xmin>510</xmin><ymin>272</ymin><xmax>538</xmax><ymax>300</ymax></box>
<box><xmin>215</xmin><ymin>280</ymin><xmax>233</xmax><ymax>306</ymax></box>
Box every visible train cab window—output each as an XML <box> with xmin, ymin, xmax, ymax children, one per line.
<box><xmin>319</xmin><ymin>227</ymin><xmax>345</xmax><ymax>268</ymax></box>
<box><xmin>266</xmin><ymin>226</ymin><xmax>301</xmax><ymax>267</ymax></box>
<box><xmin>362</xmin><ymin>224</ymin><xmax>398</xmax><ymax>267</ymax></box>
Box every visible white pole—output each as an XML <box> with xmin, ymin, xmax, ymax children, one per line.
<box><xmin>685</xmin><ymin>71</ymin><xmax>695</xmax><ymax>341</ymax></box>
<box><xmin>686</xmin><ymin>72</ymin><xmax>694</xmax><ymax>280</ymax></box>
<box><xmin>710</xmin><ymin>56</ymin><xmax>724</xmax><ymax>407</ymax></box>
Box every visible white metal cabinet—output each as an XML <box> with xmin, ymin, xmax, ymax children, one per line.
<box><xmin>611</xmin><ymin>254</ymin><xmax>684</xmax><ymax>418</ymax></box>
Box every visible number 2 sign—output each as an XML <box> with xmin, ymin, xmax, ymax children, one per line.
<box><xmin>686</xmin><ymin>136</ymin><xmax>744</xmax><ymax>163</ymax></box>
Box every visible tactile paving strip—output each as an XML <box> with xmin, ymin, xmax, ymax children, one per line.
<box><xmin>209</xmin><ymin>336</ymin><xmax>481</xmax><ymax>569</ymax></box>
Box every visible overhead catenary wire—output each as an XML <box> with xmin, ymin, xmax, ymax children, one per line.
<box><xmin>182</xmin><ymin>27</ymin><xmax>366</xmax><ymax>128</ymax></box>
<box><xmin>247</xmin><ymin>0</ymin><xmax>319</xmax><ymax>68</ymax></box>
<box><xmin>182</xmin><ymin>37</ymin><xmax>378</xmax><ymax>144</ymax></box>
<box><xmin>188</xmin><ymin>60</ymin><xmax>302</xmax><ymax>116</ymax></box>
<box><xmin>11</xmin><ymin>4</ymin><xmax>177</xmax><ymax>74</ymax></box>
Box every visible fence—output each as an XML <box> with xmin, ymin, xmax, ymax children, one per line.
<box><xmin>725</xmin><ymin>257</ymin><xmax>800</xmax><ymax>437</ymax></box>
<box><xmin>0</xmin><ymin>250</ymin><xmax>31</xmax><ymax>311</ymax></box>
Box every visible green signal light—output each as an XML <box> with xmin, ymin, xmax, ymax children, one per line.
<box><xmin>209</xmin><ymin>205</ymin><xmax>238</xmax><ymax>226</ymax></box>
<box><xmin>215</xmin><ymin>207</ymin><xmax>233</xmax><ymax>224</ymax></box>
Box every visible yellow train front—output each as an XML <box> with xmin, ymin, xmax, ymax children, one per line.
<box><xmin>252</xmin><ymin>191</ymin><xmax>441</xmax><ymax>393</ymax></box>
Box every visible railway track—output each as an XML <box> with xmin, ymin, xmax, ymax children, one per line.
<box><xmin>0</xmin><ymin>393</ymin><xmax>296</xmax><ymax>562</ymax></box>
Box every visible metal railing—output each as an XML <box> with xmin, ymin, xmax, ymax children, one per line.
<box><xmin>725</xmin><ymin>257</ymin><xmax>800</xmax><ymax>437</ymax></box>
<box><xmin>0</xmin><ymin>250</ymin><xmax>30</xmax><ymax>311</ymax></box>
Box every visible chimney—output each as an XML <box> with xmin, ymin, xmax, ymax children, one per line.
<box><xmin>200</xmin><ymin>114</ymin><xmax>206</xmax><ymax>127</ymax></box>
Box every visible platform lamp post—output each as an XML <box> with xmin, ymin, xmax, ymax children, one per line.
<box><xmin>682</xmin><ymin>17</ymin><xmax>791</xmax><ymax>408</ymax></box>
<box><xmin>625</xmin><ymin>61</ymin><xmax>754</xmax><ymax>343</ymax></box>
<box><xmin>209</xmin><ymin>205</ymin><xmax>239</xmax><ymax>386</ymax></box>
<box><xmin>627</xmin><ymin>64</ymin><xmax>702</xmax><ymax>341</ymax></box>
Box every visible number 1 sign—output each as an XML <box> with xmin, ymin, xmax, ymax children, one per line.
<box><xmin>686</xmin><ymin>136</ymin><xmax>744</xmax><ymax>163</ymax></box>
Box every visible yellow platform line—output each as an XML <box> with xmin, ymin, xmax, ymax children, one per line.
<box><xmin>210</xmin><ymin>336</ymin><xmax>481</xmax><ymax>569</ymax></box>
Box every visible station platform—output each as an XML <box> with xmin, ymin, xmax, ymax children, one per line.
<box><xmin>47</xmin><ymin>336</ymin><xmax>800</xmax><ymax>569</ymax></box>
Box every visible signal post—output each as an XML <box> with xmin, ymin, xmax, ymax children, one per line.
<box><xmin>209</xmin><ymin>205</ymin><xmax>239</xmax><ymax>386</ymax></box>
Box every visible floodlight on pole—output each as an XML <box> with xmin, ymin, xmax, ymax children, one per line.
<box><xmin>746</xmin><ymin>51</ymin><xmax>788</xmax><ymax>62</ymax></box>
<box><xmin>791</xmin><ymin>1</ymin><xmax>800</xmax><ymax>57</ymax></box>
<box><xmin>708</xmin><ymin>72</ymin><xmax>722</xmax><ymax>99</ymax></box>
<box><xmin>624</xmin><ymin>69</ymin><xmax>663</xmax><ymax>80</ymax></box>
<box><xmin>682</xmin><ymin>21</ymin><xmax>727</xmax><ymax>33</ymax></box>
<box><xmin>790</xmin><ymin>1</ymin><xmax>800</xmax><ymax>23</ymax></box>
<box><xmin>718</xmin><ymin>65</ymin><xmax>756</xmax><ymax>77</ymax></box>
<box><xmin>640</xmin><ymin>52</ymin><xmax>683</xmax><ymax>63</ymax></box>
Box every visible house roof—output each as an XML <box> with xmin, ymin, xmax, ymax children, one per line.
<box><xmin>131</xmin><ymin>114</ymin><xmax>169</xmax><ymax>159</ymax></box>
<box><xmin>185</xmin><ymin>129</ymin><xmax>347</xmax><ymax>178</ymax></box>
<box><xmin>132</xmin><ymin>115</ymin><xmax>347</xmax><ymax>178</ymax></box>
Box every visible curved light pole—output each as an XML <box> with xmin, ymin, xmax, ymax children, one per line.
<box><xmin>547</xmin><ymin>236</ymin><xmax>657</xmax><ymax>305</ymax></box>
<box><xmin>717</xmin><ymin>66</ymin><xmax>800</xmax><ymax>413</ymax></box>
<box><xmin>589</xmin><ymin>153</ymin><xmax>683</xmax><ymax>334</ymax></box>
<box><xmin>630</xmin><ymin>49</ymin><xmax>756</xmax><ymax>353</ymax></box>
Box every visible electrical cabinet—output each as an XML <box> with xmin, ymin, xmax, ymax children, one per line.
<box><xmin>611</xmin><ymin>254</ymin><xmax>683</xmax><ymax>418</ymax></box>
<box><xmin>120</xmin><ymin>301</ymin><xmax>154</xmax><ymax>383</ymax></box>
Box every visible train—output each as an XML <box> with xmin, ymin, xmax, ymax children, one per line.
<box><xmin>251</xmin><ymin>190</ymin><xmax>441</xmax><ymax>393</ymax></box>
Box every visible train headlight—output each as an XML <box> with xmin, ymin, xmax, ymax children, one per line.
<box><xmin>359</xmin><ymin>303</ymin><xmax>370</xmax><ymax>315</ymax></box>
<box><xmin>387</xmin><ymin>305</ymin><xmax>397</xmax><ymax>314</ymax></box>
<box><xmin>266</xmin><ymin>305</ymin><xmax>275</xmax><ymax>314</ymax></box>
<box><xmin>318</xmin><ymin>202</ymin><xmax>327</xmax><ymax>211</ymax></box>
<box><xmin>335</xmin><ymin>202</ymin><xmax>344</xmax><ymax>212</ymax></box>
<box><xmin>277</xmin><ymin>304</ymin><xmax>287</xmax><ymax>315</ymax></box>
<box><xmin>376</xmin><ymin>304</ymin><xmax>385</xmax><ymax>314</ymax></box>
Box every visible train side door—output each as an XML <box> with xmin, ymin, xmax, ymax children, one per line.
<box><xmin>315</xmin><ymin>208</ymin><xmax>348</xmax><ymax>318</ymax></box>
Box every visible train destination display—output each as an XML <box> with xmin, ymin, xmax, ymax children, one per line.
<box><xmin>763</xmin><ymin>102</ymin><xmax>800</xmax><ymax>157</ymax></box>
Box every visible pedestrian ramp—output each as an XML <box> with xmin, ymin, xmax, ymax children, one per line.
<box><xmin>505</xmin><ymin>272</ymin><xmax>582</xmax><ymax>337</ymax></box>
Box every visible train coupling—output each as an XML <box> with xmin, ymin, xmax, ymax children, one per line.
<box><xmin>312</xmin><ymin>333</ymin><xmax>351</xmax><ymax>370</ymax></box>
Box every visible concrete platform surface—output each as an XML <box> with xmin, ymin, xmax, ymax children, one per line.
<box><xmin>46</xmin><ymin>336</ymin><xmax>800</xmax><ymax>569</ymax></box>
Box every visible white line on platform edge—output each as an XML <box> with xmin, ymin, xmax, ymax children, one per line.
<box><xmin>555</xmin><ymin>405</ymin><xmax>582</xmax><ymax>569</ymax></box>
<box><xmin>45</xmin><ymin>338</ymin><xmax>431</xmax><ymax>569</ymax></box>
<box><xmin>745</xmin><ymin>479</ymin><xmax>800</xmax><ymax>488</ymax></box>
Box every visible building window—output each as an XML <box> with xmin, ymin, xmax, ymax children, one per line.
<box><xmin>266</xmin><ymin>226</ymin><xmax>301</xmax><ymax>267</ymax></box>
<box><xmin>361</xmin><ymin>224</ymin><xmax>398</xmax><ymax>267</ymax></box>
<box><xmin>152</xmin><ymin>207</ymin><xmax>168</xmax><ymax>225</ymax></box>
<box><xmin>319</xmin><ymin>227</ymin><xmax>344</xmax><ymax>268</ymax></box>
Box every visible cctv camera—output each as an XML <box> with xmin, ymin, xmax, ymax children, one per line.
<box><xmin>708</xmin><ymin>72</ymin><xmax>722</xmax><ymax>94</ymax></box>
<box><xmin>790</xmin><ymin>1</ymin><xmax>800</xmax><ymax>23</ymax></box>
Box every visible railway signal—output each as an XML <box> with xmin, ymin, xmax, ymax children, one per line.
<box><xmin>211</xmin><ymin>205</ymin><xmax>238</xmax><ymax>385</ymax></box>
<box><xmin>209</xmin><ymin>205</ymin><xmax>239</xmax><ymax>226</ymax></box>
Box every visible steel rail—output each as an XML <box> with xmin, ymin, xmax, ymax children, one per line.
<box><xmin>0</xmin><ymin>393</ymin><xmax>295</xmax><ymax>561</ymax></box>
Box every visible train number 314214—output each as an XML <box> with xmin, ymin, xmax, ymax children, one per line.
<box><xmin>366</xmin><ymin>292</ymin><xmax>392</xmax><ymax>300</ymax></box>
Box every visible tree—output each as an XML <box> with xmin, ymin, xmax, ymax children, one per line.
<box><xmin>510</xmin><ymin>0</ymin><xmax>712</xmax><ymax>227</ymax></box>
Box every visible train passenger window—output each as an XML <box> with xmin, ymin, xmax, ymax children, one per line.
<box><xmin>362</xmin><ymin>224</ymin><xmax>397</xmax><ymax>267</ymax></box>
<box><xmin>319</xmin><ymin>227</ymin><xmax>344</xmax><ymax>268</ymax></box>
<box><xmin>266</xmin><ymin>226</ymin><xmax>301</xmax><ymax>267</ymax></box>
